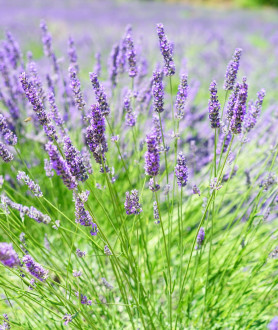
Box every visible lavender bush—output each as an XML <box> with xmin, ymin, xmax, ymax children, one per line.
<box><xmin>0</xmin><ymin>2</ymin><xmax>277</xmax><ymax>329</ymax></box>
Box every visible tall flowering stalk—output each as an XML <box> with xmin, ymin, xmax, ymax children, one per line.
<box><xmin>68</xmin><ymin>36</ymin><xmax>79</xmax><ymax>72</ymax></box>
<box><xmin>145</xmin><ymin>132</ymin><xmax>160</xmax><ymax>177</ymax></box>
<box><xmin>125</xmin><ymin>29</ymin><xmax>137</xmax><ymax>78</ymax></box>
<box><xmin>124</xmin><ymin>190</ymin><xmax>142</xmax><ymax>215</ymax></box>
<box><xmin>152</xmin><ymin>70</ymin><xmax>164</xmax><ymax>113</ymax></box>
<box><xmin>175</xmin><ymin>152</ymin><xmax>188</xmax><ymax>188</ymax></box>
<box><xmin>68</xmin><ymin>65</ymin><xmax>85</xmax><ymax>111</ymax></box>
<box><xmin>17</xmin><ymin>171</ymin><xmax>43</xmax><ymax>197</ymax></box>
<box><xmin>156</xmin><ymin>23</ymin><xmax>175</xmax><ymax>76</ymax></box>
<box><xmin>244</xmin><ymin>89</ymin><xmax>265</xmax><ymax>132</ymax></box>
<box><xmin>89</xmin><ymin>73</ymin><xmax>110</xmax><ymax>117</ymax></box>
<box><xmin>109</xmin><ymin>44</ymin><xmax>119</xmax><ymax>88</ymax></box>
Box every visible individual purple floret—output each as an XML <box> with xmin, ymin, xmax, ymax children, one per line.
<box><xmin>230</xmin><ymin>77</ymin><xmax>248</xmax><ymax>134</ymax></box>
<box><xmin>109</xmin><ymin>44</ymin><xmax>119</xmax><ymax>88</ymax></box>
<box><xmin>45</xmin><ymin>142</ymin><xmax>77</xmax><ymax>190</ymax></box>
<box><xmin>149</xmin><ymin>177</ymin><xmax>160</xmax><ymax>192</ymax></box>
<box><xmin>223</xmin><ymin>48</ymin><xmax>242</xmax><ymax>90</ymax></box>
<box><xmin>0</xmin><ymin>243</ymin><xmax>20</xmax><ymax>268</ymax></box>
<box><xmin>17</xmin><ymin>171</ymin><xmax>43</xmax><ymax>197</ymax></box>
<box><xmin>196</xmin><ymin>227</ymin><xmax>205</xmax><ymax>249</ymax></box>
<box><xmin>175</xmin><ymin>152</ymin><xmax>188</xmax><ymax>188</ymax></box>
<box><xmin>192</xmin><ymin>185</ymin><xmax>201</xmax><ymax>196</ymax></box>
<box><xmin>76</xmin><ymin>249</ymin><xmax>86</xmax><ymax>258</ymax></box>
<box><xmin>145</xmin><ymin>132</ymin><xmax>160</xmax><ymax>177</ymax></box>
<box><xmin>0</xmin><ymin>113</ymin><xmax>17</xmax><ymax>145</ymax></box>
<box><xmin>89</xmin><ymin>73</ymin><xmax>110</xmax><ymax>117</ymax></box>
<box><xmin>124</xmin><ymin>190</ymin><xmax>142</xmax><ymax>215</ymax></box>
<box><xmin>268</xmin><ymin>316</ymin><xmax>278</xmax><ymax>330</ymax></box>
<box><xmin>20</xmin><ymin>72</ymin><xmax>57</xmax><ymax>141</ymax></box>
<box><xmin>125</xmin><ymin>30</ymin><xmax>137</xmax><ymax>78</ymax></box>
<box><xmin>208</xmin><ymin>80</ymin><xmax>221</xmax><ymax>129</ymax></box>
<box><xmin>69</xmin><ymin>65</ymin><xmax>85</xmax><ymax>112</ymax></box>
<box><xmin>63</xmin><ymin>136</ymin><xmax>88</xmax><ymax>182</ymax></box>
<box><xmin>152</xmin><ymin>70</ymin><xmax>164</xmax><ymax>113</ymax></box>
<box><xmin>68</xmin><ymin>36</ymin><xmax>79</xmax><ymax>72</ymax></box>
<box><xmin>90</xmin><ymin>223</ymin><xmax>98</xmax><ymax>236</ymax></box>
<box><xmin>63</xmin><ymin>314</ymin><xmax>72</xmax><ymax>326</ymax></box>
<box><xmin>73</xmin><ymin>191</ymin><xmax>93</xmax><ymax>227</ymax></box>
<box><xmin>94</xmin><ymin>52</ymin><xmax>101</xmax><ymax>77</ymax></box>
<box><xmin>244</xmin><ymin>89</ymin><xmax>266</xmax><ymax>132</ymax></box>
<box><xmin>22</xmin><ymin>255</ymin><xmax>48</xmax><ymax>282</ymax></box>
<box><xmin>86</xmin><ymin>104</ymin><xmax>108</xmax><ymax>166</ymax></box>
<box><xmin>156</xmin><ymin>23</ymin><xmax>175</xmax><ymax>76</ymax></box>
<box><xmin>175</xmin><ymin>74</ymin><xmax>188</xmax><ymax>120</ymax></box>
<box><xmin>0</xmin><ymin>143</ymin><xmax>13</xmax><ymax>162</ymax></box>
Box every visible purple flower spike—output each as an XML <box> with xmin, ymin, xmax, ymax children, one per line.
<box><xmin>86</xmin><ymin>104</ymin><xmax>108</xmax><ymax>166</ymax></box>
<box><xmin>126</xmin><ymin>30</ymin><xmax>137</xmax><ymax>78</ymax></box>
<box><xmin>175</xmin><ymin>152</ymin><xmax>188</xmax><ymax>188</ymax></box>
<box><xmin>90</xmin><ymin>223</ymin><xmax>98</xmax><ymax>236</ymax></box>
<box><xmin>145</xmin><ymin>132</ymin><xmax>160</xmax><ymax>177</ymax></box>
<box><xmin>231</xmin><ymin>77</ymin><xmax>248</xmax><ymax>134</ymax></box>
<box><xmin>63</xmin><ymin>136</ymin><xmax>88</xmax><ymax>182</ymax></box>
<box><xmin>74</xmin><ymin>191</ymin><xmax>92</xmax><ymax>227</ymax></box>
<box><xmin>0</xmin><ymin>243</ymin><xmax>20</xmax><ymax>268</ymax></box>
<box><xmin>63</xmin><ymin>314</ymin><xmax>72</xmax><ymax>326</ymax></box>
<box><xmin>0</xmin><ymin>143</ymin><xmax>13</xmax><ymax>162</ymax></box>
<box><xmin>17</xmin><ymin>171</ymin><xmax>43</xmax><ymax>197</ymax></box>
<box><xmin>109</xmin><ymin>44</ymin><xmax>119</xmax><ymax>88</ymax></box>
<box><xmin>152</xmin><ymin>70</ymin><xmax>164</xmax><ymax>113</ymax></box>
<box><xmin>196</xmin><ymin>227</ymin><xmax>205</xmax><ymax>249</ymax></box>
<box><xmin>244</xmin><ymin>88</ymin><xmax>266</xmax><ymax>132</ymax></box>
<box><xmin>0</xmin><ymin>113</ymin><xmax>17</xmax><ymax>145</ymax></box>
<box><xmin>68</xmin><ymin>36</ymin><xmax>78</xmax><ymax>72</ymax></box>
<box><xmin>124</xmin><ymin>190</ymin><xmax>142</xmax><ymax>215</ymax></box>
<box><xmin>89</xmin><ymin>73</ymin><xmax>110</xmax><ymax>117</ymax></box>
<box><xmin>22</xmin><ymin>254</ymin><xmax>48</xmax><ymax>282</ymax></box>
<box><xmin>175</xmin><ymin>74</ymin><xmax>189</xmax><ymax>120</ymax></box>
<box><xmin>223</xmin><ymin>48</ymin><xmax>242</xmax><ymax>91</ymax></box>
<box><xmin>45</xmin><ymin>142</ymin><xmax>77</xmax><ymax>190</ymax></box>
<box><xmin>69</xmin><ymin>65</ymin><xmax>85</xmax><ymax>111</ymax></box>
<box><xmin>156</xmin><ymin>23</ymin><xmax>175</xmax><ymax>76</ymax></box>
<box><xmin>208</xmin><ymin>81</ymin><xmax>221</xmax><ymax>129</ymax></box>
<box><xmin>268</xmin><ymin>317</ymin><xmax>278</xmax><ymax>330</ymax></box>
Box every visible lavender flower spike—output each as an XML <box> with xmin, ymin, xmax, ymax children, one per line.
<box><xmin>124</xmin><ymin>190</ymin><xmax>142</xmax><ymax>215</ymax></box>
<box><xmin>45</xmin><ymin>142</ymin><xmax>77</xmax><ymax>190</ymax></box>
<box><xmin>126</xmin><ymin>30</ymin><xmax>137</xmax><ymax>78</ymax></box>
<box><xmin>145</xmin><ymin>132</ymin><xmax>160</xmax><ymax>177</ymax></box>
<box><xmin>22</xmin><ymin>254</ymin><xmax>48</xmax><ymax>281</ymax></box>
<box><xmin>244</xmin><ymin>88</ymin><xmax>266</xmax><ymax>132</ymax></box>
<box><xmin>63</xmin><ymin>136</ymin><xmax>88</xmax><ymax>182</ymax></box>
<box><xmin>0</xmin><ymin>114</ymin><xmax>17</xmax><ymax>145</ymax></box>
<box><xmin>86</xmin><ymin>104</ymin><xmax>108</xmax><ymax>166</ymax></box>
<box><xmin>69</xmin><ymin>65</ymin><xmax>85</xmax><ymax>111</ymax></box>
<box><xmin>73</xmin><ymin>191</ymin><xmax>92</xmax><ymax>227</ymax></box>
<box><xmin>175</xmin><ymin>152</ymin><xmax>188</xmax><ymax>188</ymax></box>
<box><xmin>208</xmin><ymin>80</ymin><xmax>221</xmax><ymax>129</ymax></box>
<box><xmin>223</xmin><ymin>48</ymin><xmax>242</xmax><ymax>91</ymax></box>
<box><xmin>152</xmin><ymin>70</ymin><xmax>164</xmax><ymax>113</ymax></box>
<box><xmin>0</xmin><ymin>243</ymin><xmax>20</xmax><ymax>268</ymax></box>
<box><xmin>17</xmin><ymin>171</ymin><xmax>43</xmax><ymax>197</ymax></box>
<box><xmin>156</xmin><ymin>23</ymin><xmax>175</xmax><ymax>76</ymax></box>
<box><xmin>109</xmin><ymin>44</ymin><xmax>119</xmax><ymax>88</ymax></box>
<box><xmin>196</xmin><ymin>227</ymin><xmax>205</xmax><ymax>249</ymax></box>
<box><xmin>231</xmin><ymin>77</ymin><xmax>248</xmax><ymax>134</ymax></box>
<box><xmin>0</xmin><ymin>143</ymin><xmax>13</xmax><ymax>162</ymax></box>
<box><xmin>89</xmin><ymin>73</ymin><xmax>110</xmax><ymax>117</ymax></box>
<box><xmin>68</xmin><ymin>36</ymin><xmax>79</xmax><ymax>72</ymax></box>
<box><xmin>268</xmin><ymin>317</ymin><xmax>278</xmax><ymax>330</ymax></box>
<box><xmin>175</xmin><ymin>74</ymin><xmax>188</xmax><ymax>120</ymax></box>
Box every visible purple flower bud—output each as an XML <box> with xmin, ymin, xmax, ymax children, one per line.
<box><xmin>192</xmin><ymin>185</ymin><xmax>200</xmax><ymax>196</ymax></box>
<box><xmin>145</xmin><ymin>132</ymin><xmax>160</xmax><ymax>177</ymax></box>
<box><xmin>223</xmin><ymin>48</ymin><xmax>242</xmax><ymax>91</ymax></box>
<box><xmin>48</xmin><ymin>91</ymin><xmax>64</xmax><ymax>128</ymax></box>
<box><xmin>196</xmin><ymin>227</ymin><xmax>205</xmax><ymax>249</ymax></box>
<box><xmin>63</xmin><ymin>136</ymin><xmax>88</xmax><ymax>182</ymax></box>
<box><xmin>126</xmin><ymin>31</ymin><xmax>137</xmax><ymax>78</ymax></box>
<box><xmin>73</xmin><ymin>191</ymin><xmax>93</xmax><ymax>227</ymax></box>
<box><xmin>44</xmin><ymin>159</ymin><xmax>54</xmax><ymax>177</ymax></box>
<box><xmin>208</xmin><ymin>81</ymin><xmax>221</xmax><ymax>129</ymax></box>
<box><xmin>156</xmin><ymin>23</ymin><xmax>175</xmax><ymax>76</ymax></box>
<box><xmin>175</xmin><ymin>152</ymin><xmax>188</xmax><ymax>188</ymax></box>
<box><xmin>45</xmin><ymin>142</ymin><xmax>77</xmax><ymax>190</ymax></box>
<box><xmin>149</xmin><ymin>177</ymin><xmax>160</xmax><ymax>192</ymax></box>
<box><xmin>109</xmin><ymin>44</ymin><xmax>119</xmax><ymax>88</ymax></box>
<box><xmin>76</xmin><ymin>249</ymin><xmax>86</xmax><ymax>258</ymax></box>
<box><xmin>175</xmin><ymin>74</ymin><xmax>188</xmax><ymax>120</ymax></box>
<box><xmin>22</xmin><ymin>254</ymin><xmax>48</xmax><ymax>281</ymax></box>
<box><xmin>153</xmin><ymin>201</ymin><xmax>160</xmax><ymax>224</ymax></box>
<box><xmin>152</xmin><ymin>70</ymin><xmax>164</xmax><ymax>113</ymax></box>
<box><xmin>17</xmin><ymin>171</ymin><xmax>43</xmax><ymax>197</ymax></box>
<box><xmin>104</xmin><ymin>245</ymin><xmax>112</xmax><ymax>256</ymax></box>
<box><xmin>125</xmin><ymin>112</ymin><xmax>136</xmax><ymax>127</ymax></box>
<box><xmin>268</xmin><ymin>316</ymin><xmax>278</xmax><ymax>330</ymax></box>
<box><xmin>244</xmin><ymin>88</ymin><xmax>265</xmax><ymax>132</ymax></box>
<box><xmin>63</xmin><ymin>314</ymin><xmax>72</xmax><ymax>326</ymax></box>
<box><xmin>124</xmin><ymin>190</ymin><xmax>142</xmax><ymax>215</ymax></box>
<box><xmin>89</xmin><ymin>73</ymin><xmax>110</xmax><ymax>117</ymax></box>
<box><xmin>0</xmin><ymin>243</ymin><xmax>20</xmax><ymax>268</ymax></box>
<box><xmin>0</xmin><ymin>143</ymin><xmax>13</xmax><ymax>162</ymax></box>
<box><xmin>90</xmin><ymin>223</ymin><xmax>98</xmax><ymax>236</ymax></box>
